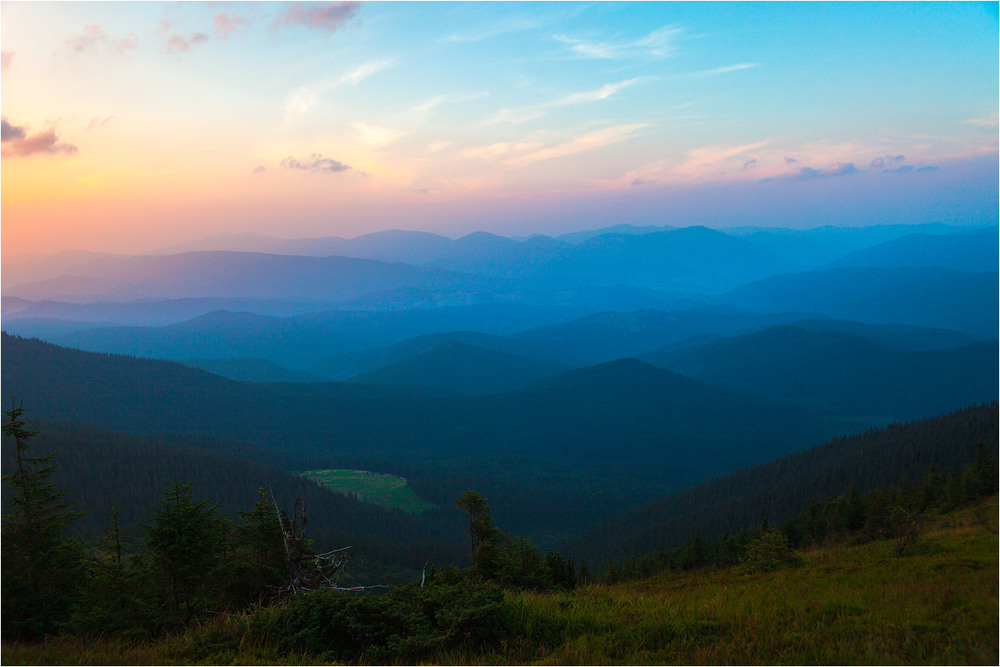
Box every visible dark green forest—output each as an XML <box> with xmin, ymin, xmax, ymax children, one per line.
<box><xmin>1</xmin><ymin>400</ymin><xmax>996</xmax><ymax>664</ymax></box>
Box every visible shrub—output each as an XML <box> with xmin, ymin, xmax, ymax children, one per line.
<box><xmin>740</xmin><ymin>528</ymin><xmax>801</xmax><ymax>573</ymax></box>
<box><xmin>261</xmin><ymin>580</ymin><xmax>511</xmax><ymax>662</ymax></box>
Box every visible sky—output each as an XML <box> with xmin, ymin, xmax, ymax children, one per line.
<box><xmin>1</xmin><ymin>1</ymin><xmax>997</xmax><ymax>256</ymax></box>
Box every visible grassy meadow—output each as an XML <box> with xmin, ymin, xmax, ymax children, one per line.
<box><xmin>4</xmin><ymin>497</ymin><xmax>995</xmax><ymax>665</ymax></box>
<box><xmin>297</xmin><ymin>468</ymin><xmax>435</xmax><ymax>514</ymax></box>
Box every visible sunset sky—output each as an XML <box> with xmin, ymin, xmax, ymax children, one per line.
<box><xmin>1</xmin><ymin>1</ymin><xmax>997</xmax><ymax>256</ymax></box>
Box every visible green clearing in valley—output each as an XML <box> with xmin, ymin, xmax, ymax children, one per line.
<box><xmin>298</xmin><ymin>469</ymin><xmax>435</xmax><ymax>514</ymax></box>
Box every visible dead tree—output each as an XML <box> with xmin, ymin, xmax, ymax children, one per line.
<box><xmin>270</xmin><ymin>484</ymin><xmax>384</xmax><ymax>598</ymax></box>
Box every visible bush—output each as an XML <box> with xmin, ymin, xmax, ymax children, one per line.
<box><xmin>261</xmin><ymin>580</ymin><xmax>512</xmax><ymax>662</ymax></box>
<box><xmin>740</xmin><ymin>528</ymin><xmax>801</xmax><ymax>573</ymax></box>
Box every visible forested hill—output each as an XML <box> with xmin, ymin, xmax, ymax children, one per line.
<box><xmin>0</xmin><ymin>419</ymin><xmax>466</xmax><ymax>581</ymax></box>
<box><xmin>1</xmin><ymin>333</ymin><xmax>841</xmax><ymax>480</ymax></box>
<box><xmin>565</xmin><ymin>403</ymin><xmax>998</xmax><ymax>568</ymax></box>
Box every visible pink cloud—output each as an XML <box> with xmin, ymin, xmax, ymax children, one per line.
<box><xmin>167</xmin><ymin>32</ymin><xmax>210</xmax><ymax>54</ymax></box>
<box><xmin>273</xmin><ymin>2</ymin><xmax>359</xmax><ymax>34</ymax></box>
<box><xmin>1</xmin><ymin>51</ymin><xmax>13</xmax><ymax>70</ymax></box>
<box><xmin>214</xmin><ymin>13</ymin><xmax>248</xmax><ymax>40</ymax></box>
<box><xmin>67</xmin><ymin>24</ymin><xmax>138</xmax><ymax>54</ymax></box>
<box><xmin>1</xmin><ymin>118</ymin><xmax>78</xmax><ymax>158</ymax></box>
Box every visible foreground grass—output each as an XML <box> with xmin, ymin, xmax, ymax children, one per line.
<box><xmin>298</xmin><ymin>468</ymin><xmax>435</xmax><ymax>514</ymax></box>
<box><xmin>493</xmin><ymin>499</ymin><xmax>998</xmax><ymax>665</ymax></box>
<box><xmin>5</xmin><ymin>499</ymin><xmax>996</xmax><ymax>665</ymax></box>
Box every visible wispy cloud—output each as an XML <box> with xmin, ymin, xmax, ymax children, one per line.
<box><xmin>445</xmin><ymin>15</ymin><xmax>539</xmax><ymax>43</ymax></box>
<box><xmin>791</xmin><ymin>162</ymin><xmax>858</xmax><ymax>179</ymax></box>
<box><xmin>482</xmin><ymin>78</ymin><xmax>639</xmax><ymax>126</ymax></box>
<box><xmin>352</xmin><ymin>122</ymin><xmax>407</xmax><ymax>146</ymax></box>
<box><xmin>869</xmin><ymin>155</ymin><xmax>904</xmax><ymax>169</ymax></box>
<box><xmin>694</xmin><ymin>63</ymin><xmax>759</xmax><ymax>76</ymax></box>
<box><xmin>1</xmin><ymin>51</ymin><xmax>13</xmax><ymax>70</ymax></box>
<box><xmin>559</xmin><ymin>79</ymin><xmax>639</xmax><ymax>105</ymax></box>
<box><xmin>412</xmin><ymin>91</ymin><xmax>490</xmax><ymax>115</ymax></box>
<box><xmin>214</xmin><ymin>13</ymin><xmax>248</xmax><ymax>41</ymax></box>
<box><xmin>283</xmin><ymin>59</ymin><xmax>396</xmax><ymax>124</ymax></box>
<box><xmin>554</xmin><ymin>24</ymin><xmax>682</xmax><ymax>59</ymax></box>
<box><xmin>281</xmin><ymin>153</ymin><xmax>352</xmax><ymax>174</ymax></box>
<box><xmin>634</xmin><ymin>26</ymin><xmax>683</xmax><ymax>57</ymax></box>
<box><xmin>685</xmin><ymin>140</ymin><xmax>771</xmax><ymax>169</ymax></box>
<box><xmin>86</xmin><ymin>115</ymin><xmax>115</xmax><ymax>131</ymax></box>
<box><xmin>963</xmin><ymin>113</ymin><xmax>999</xmax><ymax>127</ymax></box>
<box><xmin>166</xmin><ymin>32</ymin><xmax>209</xmax><ymax>54</ymax></box>
<box><xmin>343</xmin><ymin>59</ymin><xmax>395</xmax><ymax>86</ymax></box>
<box><xmin>272</xmin><ymin>2</ymin><xmax>359</xmax><ymax>34</ymax></box>
<box><xmin>67</xmin><ymin>25</ymin><xmax>138</xmax><ymax>55</ymax></box>
<box><xmin>614</xmin><ymin>140</ymin><xmax>769</xmax><ymax>186</ymax></box>
<box><xmin>1</xmin><ymin>118</ymin><xmax>78</xmax><ymax>158</ymax></box>
<box><xmin>462</xmin><ymin>140</ymin><xmax>545</xmax><ymax>161</ymax></box>
<box><xmin>505</xmin><ymin>123</ymin><xmax>648</xmax><ymax>167</ymax></box>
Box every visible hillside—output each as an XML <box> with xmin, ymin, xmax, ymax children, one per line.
<box><xmin>3</xmin><ymin>251</ymin><xmax>483</xmax><ymax>302</ymax></box>
<box><xmin>7</xmin><ymin>498</ymin><xmax>996</xmax><ymax>665</ymax></box>
<box><xmin>182</xmin><ymin>357</ymin><xmax>329</xmax><ymax>383</ymax></box>
<box><xmin>0</xmin><ymin>419</ymin><xmax>464</xmax><ymax>577</ymax></box>
<box><xmin>725</xmin><ymin>266</ymin><xmax>998</xmax><ymax>337</ymax></box>
<box><xmin>44</xmin><ymin>303</ymin><xmax>586</xmax><ymax>371</ymax></box>
<box><xmin>564</xmin><ymin>403</ymin><xmax>998</xmax><ymax>568</ymax></box>
<box><xmin>349</xmin><ymin>340</ymin><xmax>568</xmax><ymax>395</ymax></box>
<box><xmin>828</xmin><ymin>226</ymin><xmax>998</xmax><ymax>271</ymax></box>
<box><xmin>1</xmin><ymin>332</ymin><xmax>840</xmax><ymax>484</ymax></box>
<box><xmin>642</xmin><ymin>325</ymin><xmax>998</xmax><ymax>419</ymax></box>
<box><xmin>504</xmin><ymin>500</ymin><xmax>998</xmax><ymax>665</ymax></box>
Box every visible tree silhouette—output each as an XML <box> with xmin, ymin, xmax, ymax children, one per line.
<box><xmin>1</xmin><ymin>402</ymin><xmax>85</xmax><ymax>639</ymax></box>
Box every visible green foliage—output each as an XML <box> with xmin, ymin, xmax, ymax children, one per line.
<box><xmin>452</xmin><ymin>490</ymin><xmax>575</xmax><ymax>591</ymax></box>
<box><xmin>141</xmin><ymin>478</ymin><xmax>229</xmax><ymax>628</ymax></box>
<box><xmin>569</xmin><ymin>403</ymin><xmax>998</xmax><ymax>568</ymax></box>
<box><xmin>455</xmin><ymin>490</ymin><xmax>498</xmax><ymax>567</ymax></box>
<box><xmin>740</xmin><ymin>527</ymin><xmax>801</xmax><ymax>573</ymax></box>
<box><xmin>1</xmin><ymin>402</ymin><xmax>86</xmax><ymax>640</ymax></box>
<box><xmin>299</xmin><ymin>468</ymin><xmax>435</xmax><ymax>514</ymax></box>
<box><xmin>227</xmin><ymin>487</ymin><xmax>287</xmax><ymax>605</ymax></box>
<box><xmin>262</xmin><ymin>581</ymin><xmax>511</xmax><ymax>663</ymax></box>
<box><xmin>70</xmin><ymin>504</ymin><xmax>156</xmax><ymax>639</ymax></box>
<box><xmin>5</xmin><ymin>498</ymin><xmax>997</xmax><ymax>665</ymax></box>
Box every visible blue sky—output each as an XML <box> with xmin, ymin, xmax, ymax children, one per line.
<box><xmin>1</xmin><ymin>1</ymin><xmax>997</xmax><ymax>254</ymax></box>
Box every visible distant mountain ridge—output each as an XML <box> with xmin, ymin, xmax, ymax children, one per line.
<box><xmin>642</xmin><ymin>325</ymin><xmax>998</xmax><ymax>420</ymax></box>
<box><xmin>349</xmin><ymin>340</ymin><xmax>569</xmax><ymax>395</ymax></box>
<box><xmin>1</xmin><ymin>333</ymin><xmax>840</xmax><ymax>483</ymax></box>
<box><xmin>5</xmin><ymin>251</ymin><xmax>482</xmax><ymax>302</ymax></box>
<box><xmin>6</xmin><ymin>223</ymin><xmax>993</xmax><ymax>309</ymax></box>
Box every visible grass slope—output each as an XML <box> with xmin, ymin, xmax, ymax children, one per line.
<box><xmin>4</xmin><ymin>499</ymin><xmax>995</xmax><ymax>665</ymax></box>
<box><xmin>298</xmin><ymin>469</ymin><xmax>435</xmax><ymax>514</ymax></box>
<box><xmin>500</xmin><ymin>499</ymin><xmax>998</xmax><ymax>665</ymax></box>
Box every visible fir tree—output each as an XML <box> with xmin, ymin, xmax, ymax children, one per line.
<box><xmin>1</xmin><ymin>402</ymin><xmax>85</xmax><ymax>639</ymax></box>
<box><xmin>142</xmin><ymin>478</ymin><xmax>227</xmax><ymax>626</ymax></box>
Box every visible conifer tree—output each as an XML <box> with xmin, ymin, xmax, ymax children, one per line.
<box><xmin>142</xmin><ymin>478</ymin><xmax>227</xmax><ymax>626</ymax></box>
<box><xmin>230</xmin><ymin>487</ymin><xmax>287</xmax><ymax>604</ymax></box>
<box><xmin>1</xmin><ymin>402</ymin><xmax>85</xmax><ymax>639</ymax></box>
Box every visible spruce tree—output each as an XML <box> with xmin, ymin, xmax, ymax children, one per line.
<box><xmin>142</xmin><ymin>478</ymin><xmax>227</xmax><ymax>626</ymax></box>
<box><xmin>1</xmin><ymin>402</ymin><xmax>85</xmax><ymax>639</ymax></box>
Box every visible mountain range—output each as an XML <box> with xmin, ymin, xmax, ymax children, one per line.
<box><xmin>1</xmin><ymin>220</ymin><xmax>996</xmax><ymax>570</ymax></box>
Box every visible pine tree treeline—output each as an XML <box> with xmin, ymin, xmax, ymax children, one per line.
<box><xmin>0</xmin><ymin>408</ymin><xmax>577</xmax><ymax>642</ymax></box>
<box><xmin>607</xmin><ymin>441</ymin><xmax>999</xmax><ymax>581</ymax></box>
<box><xmin>0</xmin><ymin>418</ymin><xmax>466</xmax><ymax>579</ymax></box>
<box><xmin>568</xmin><ymin>403</ymin><xmax>998</xmax><ymax>568</ymax></box>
